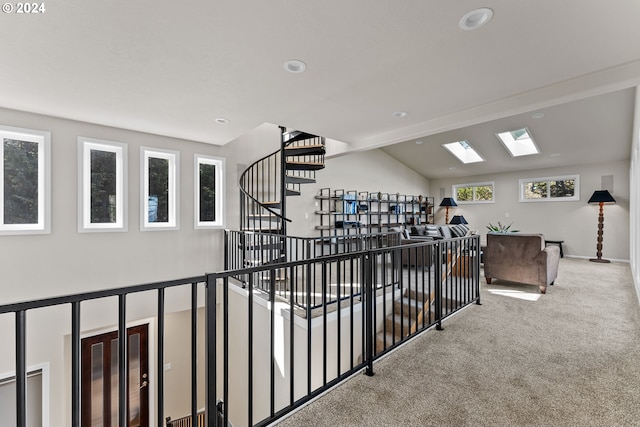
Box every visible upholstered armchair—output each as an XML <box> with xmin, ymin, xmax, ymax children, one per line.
<box><xmin>483</xmin><ymin>233</ymin><xmax>560</xmax><ymax>294</ymax></box>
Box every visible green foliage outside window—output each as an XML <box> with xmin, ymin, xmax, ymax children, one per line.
<box><xmin>90</xmin><ymin>149</ymin><xmax>117</xmax><ymax>223</ymax></box>
<box><xmin>199</xmin><ymin>163</ymin><xmax>216</xmax><ymax>222</ymax></box>
<box><xmin>455</xmin><ymin>183</ymin><xmax>494</xmax><ymax>203</ymax></box>
<box><xmin>3</xmin><ymin>139</ymin><xmax>39</xmax><ymax>224</ymax></box>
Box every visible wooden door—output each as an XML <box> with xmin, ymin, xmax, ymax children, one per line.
<box><xmin>81</xmin><ymin>324</ymin><xmax>149</xmax><ymax>427</ymax></box>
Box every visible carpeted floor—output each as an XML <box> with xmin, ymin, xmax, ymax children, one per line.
<box><xmin>276</xmin><ymin>258</ymin><xmax>640</xmax><ymax>427</ymax></box>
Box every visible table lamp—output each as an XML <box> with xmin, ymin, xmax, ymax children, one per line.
<box><xmin>449</xmin><ymin>215</ymin><xmax>468</xmax><ymax>225</ymax></box>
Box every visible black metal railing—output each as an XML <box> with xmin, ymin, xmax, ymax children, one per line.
<box><xmin>224</xmin><ymin>230</ymin><xmax>403</xmax><ymax>308</ymax></box>
<box><xmin>1</xmin><ymin>276</ymin><xmax>207</xmax><ymax>427</ymax></box>
<box><xmin>1</xmin><ymin>235</ymin><xmax>480</xmax><ymax>427</ymax></box>
<box><xmin>210</xmin><ymin>234</ymin><xmax>481</xmax><ymax>426</ymax></box>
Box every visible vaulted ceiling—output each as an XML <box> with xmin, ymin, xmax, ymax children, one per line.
<box><xmin>1</xmin><ymin>1</ymin><xmax>639</xmax><ymax>178</ymax></box>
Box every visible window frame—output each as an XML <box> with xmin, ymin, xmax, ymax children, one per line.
<box><xmin>519</xmin><ymin>174</ymin><xmax>580</xmax><ymax>202</ymax></box>
<box><xmin>0</xmin><ymin>125</ymin><xmax>51</xmax><ymax>235</ymax></box>
<box><xmin>78</xmin><ymin>137</ymin><xmax>128</xmax><ymax>232</ymax></box>
<box><xmin>141</xmin><ymin>147</ymin><xmax>179</xmax><ymax>231</ymax></box>
<box><xmin>452</xmin><ymin>181</ymin><xmax>495</xmax><ymax>204</ymax></box>
<box><xmin>194</xmin><ymin>154</ymin><xmax>225</xmax><ymax>229</ymax></box>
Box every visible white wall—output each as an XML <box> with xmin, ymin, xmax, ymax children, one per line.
<box><xmin>0</xmin><ymin>107</ymin><xmax>227</xmax><ymax>304</ymax></box>
<box><xmin>430</xmin><ymin>161</ymin><xmax>631</xmax><ymax>261</ymax></box>
<box><xmin>630</xmin><ymin>87</ymin><xmax>640</xmax><ymax>302</ymax></box>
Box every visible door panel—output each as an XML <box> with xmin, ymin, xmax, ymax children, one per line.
<box><xmin>82</xmin><ymin>324</ymin><xmax>149</xmax><ymax>427</ymax></box>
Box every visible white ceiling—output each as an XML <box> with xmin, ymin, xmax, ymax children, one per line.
<box><xmin>1</xmin><ymin>1</ymin><xmax>639</xmax><ymax>178</ymax></box>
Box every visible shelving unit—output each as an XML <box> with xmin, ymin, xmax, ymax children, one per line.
<box><xmin>315</xmin><ymin>187</ymin><xmax>434</xmax><ymax>242</ymax></box>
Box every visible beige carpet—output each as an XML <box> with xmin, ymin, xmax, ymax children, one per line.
<box><xmin>276</xmin><ymin>258</ymin><xmax>640</xmax><ymax>427</ymax></box>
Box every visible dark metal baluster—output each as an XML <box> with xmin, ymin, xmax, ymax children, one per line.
<box><xmin>16</xmin><ymin>310</ymin><xmax>26</xmax><ymax>427</ymax></box>
<box><xmin>118</xmin><ymin>295</ymin><xmax>127</xmax><ymax>427</ymax></box>
<box><xmin>191</xmin><ymin>283</ymin><xmax>198</xmax><ymax>427</ymax></box>
<box><xmin>71</xmin><ymin>302</ymin><xmax>81</xmax><ymax>427</ymax></box>
<box><xmin>157</xmin><ymin>289</ymin><xmax>165</xmax><ymax>427</ymax></box>
<box><xmin>205</xmin><ymin>274</ymin><xmax>217</xmax><ymax>427</ymax></box>
<box><xmin>364</xmin><ymin>253</ymin><xmax>374</xmax><ymax>376</ymax></box>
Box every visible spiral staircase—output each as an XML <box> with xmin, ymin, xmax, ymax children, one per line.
<box><xmin>239</xmin><ymin>126</ymin><xmax>325</xmax><ymax>234</ymax></box>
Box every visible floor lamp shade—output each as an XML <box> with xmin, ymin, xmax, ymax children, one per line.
<box><xmin>588</xmin><ymin>190</ymin><xmax>615</xmax><ymax>263</ymax></box>
<box><xmin>439</xmin><ymin>197</ymin><xmax>457</xmax><ymax>224</ymax></box>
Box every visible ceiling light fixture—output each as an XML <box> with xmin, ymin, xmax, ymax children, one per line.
<box><xmin>415</xmin><ymin>140</ymin><xmax>423</xmax><ymax>145</ymax></box>
<box><xmin>215</xmin><ymin>117</ymin><xmax>230</xmax><ymax>125</ymax></box>
<box><xmin>284</xmin><ymin>59</ymin><xmax>307</xmax><ymax>73</ymax></box>
<box><xmin>459</xmin><ymin>8</ymin><xmax>493</xmax><ymax>30</ymax></box>
<box><xmin>392</xmin><ymin>111</ymin><xmax>408</xmax><ymax>118</ymax></box>
<box><xmin>532</xmin><ymin>112</ymin><xmax>545</xmax><ymax>119</ymax></box>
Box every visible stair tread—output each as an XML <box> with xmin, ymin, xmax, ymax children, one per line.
<box><xmin>285</xmin><ymin>161</ymin><xmax>325</xmax><ymax>171</ymax></box>
<box><xmin>285</xmin><ymin>175</ymin><xmax>317</xmax><ymax>184</ymax></box>
<box><xmin>283</xmin><ymin>130</ymin><xmax>318</xmax><ymax>144</ymax></box>
<box><xmin>284</xmin><ymin>145</ymin><xmax>326</xmax><ymax>156</ymax></box>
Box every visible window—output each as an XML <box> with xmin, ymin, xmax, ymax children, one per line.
<box><xmin>141</xmin><ymin>147</ymin><xmax>179</xmax><ymax>230</ymax></box>
<box><xmin>78</xmin><ymin>138</ymin><xmax>127</xmax><ymax>232</ymax></box>
<box><xmin>195</xmin><ymin>154</ymin><xmax>225</xmax><ymax>228</ymax></box>
<box><xmin>0</xmin><ymin>125</ymin><xmax>51</xmax><ymax>235</ymax></box>
<box><xmin>453</xmin><ymin>182</ymin><xmax>494</xmax><ymax>204</ymax></box>
<box><xmin>519</xmin><ymin>175</ymin><xmax>579</xmax><ymax>202</ymax></box>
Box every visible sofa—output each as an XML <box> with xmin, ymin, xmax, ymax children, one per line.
<box><xmin>483</xmin><ymin>233</ymin><xmax>560</xmax><ymax>294</ymax></box>
<box><xmin>389</xmin><ymin>225</ymin><xmax>470</xmax><ymax>267</ymax></box>
<box><xmin>408</xmin><ymin>224</ymin><xmax>471</xmax><ymax>240</ymax></box>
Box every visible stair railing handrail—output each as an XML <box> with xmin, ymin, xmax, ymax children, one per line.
<box><xmin>238</xmin><ymin>147</ymin><xmax>291</xmax><ymax>224</ymax></box>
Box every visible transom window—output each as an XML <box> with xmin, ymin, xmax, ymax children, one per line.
<box><xmin>453</xmin><ymin>182</ymin><xmax>494</xmax><ymax>204</ymax></box>
<box><xmin>519</xmin><ymin>175</ymin><xmax>580</xmax><ymax>202</ymax></box>
<box><xmin>141</xmin><ymin>147</ymin><xmax>179</xmax><ymax>230</ymax></box>
<box><xmin>78</xmin><ymin>137</ymin><xmax>127</xmax><ymax>232</ymax></box>
<box><xmin>0</xmin><ymin>125</ymin><xmax>51</xmax><ymax>235</ymax></box>
<box><xmin>194</xmin><ymin>154</ymin><xmax>225</xmax><ymax>228</ymax></box>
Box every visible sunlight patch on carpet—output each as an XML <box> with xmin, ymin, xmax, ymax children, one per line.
<box><xmin>487</xmin><ymin>288</ymin><xmax>542</xmax><ymax>301</ymax></box>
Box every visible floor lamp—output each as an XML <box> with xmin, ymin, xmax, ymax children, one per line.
<box><xmin>439</xmin><ymin>197</ymin><xmax>457</xmax><ymax>224</ymax></box>
<box><xmin>588</xmin><ymin>190</ymin><xmax>616</xmax><ymax>263</ymax></box>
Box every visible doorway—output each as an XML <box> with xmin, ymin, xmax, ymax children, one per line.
<box><xmin>81</xmin><ymin>324</ymin><xmax>149</xmax><ymax>427</ymax></box>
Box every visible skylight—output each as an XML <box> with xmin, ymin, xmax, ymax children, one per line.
<box><xmin>496</xmin><ymin>127</ymin><xmax>540</xmax><ymax>157</ymax></box>
<box><xmin>442</xmin><ymin>140</ymin><xmax>484</xmax><ymax>164</ymax></box>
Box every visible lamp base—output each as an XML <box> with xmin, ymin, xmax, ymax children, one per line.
<box><xmin>589</xmin><ymin>258</ymin><xmax>611</xmax><ymax>263</ymax></box>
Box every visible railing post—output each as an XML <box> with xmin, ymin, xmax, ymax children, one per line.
<box><xmin>435</xmin><ymin>242</ymin><xmax>443</xmax><ymax>331</ymax></box>
<box><xmin>118</xmin><ymin>295</ymin><xmax>128</xmax><ymax>427</ymax></box>
<box><xmin>364</xmin><ymin>253</ymin><xmax>375</xmax><ymax>376</ymax></box>
<box><xmin>71</xmin><ymin>302</ymin><xmax>81</xmax><ymax>427</ymax></box>
<box><xmin>191</xmin><ymin>283</ymin><xmax>198</xmax><ymax>427</ymax></box>
<box><xmin>475</xmin><ymin>235</ymin><xmax>482</xmax><ymax>305</ymax></box>
<box><xmin>16</xmin><ymin>310</ymin><xmax>26</xmax><ymax>427</ymax></box>
<box><xmin>205</xmin><ymin>273</ymin><xmax>217</xmax><ymax>427</ymax></box>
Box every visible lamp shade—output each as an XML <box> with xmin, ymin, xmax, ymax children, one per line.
<box><xmin>439</xmin><ymin>197</ymin><xmax>457</xmax><ymax>207</ymax></box>
<box><xmin>449</xmin><ymin>215</ymin><xmax>468</xmax><ymax>225</ymax></box>
<box><xmin>588</xmin><ymin>190</ymin><xmax>616</xmax><ymax>204</ymax></box>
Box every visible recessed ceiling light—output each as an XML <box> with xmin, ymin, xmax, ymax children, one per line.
<box><xmin>532</xmin><ymin>112</ymin><xmax>545</xmax><ymax>119</ymax></box>
<box><xmin>215</xmin><ymin>117</ymin><xmax>229</xmax><ymax>125</ymax></box>
<box><xmin>459</xmin><ymin>8</ymin><xmax>493</xmax><ymax>30</ymax></box>
<box><xmin>415</xmin><ymin>140</ymin><xmax>423</xmax><ymax>145</ymax></box>
<box><xmin>284</xmin><ymin>59</ymin><xmax>307</xmax><ymax>73</ymax></box>
<box><xmin>392</xmin><ymin>111</ymin><xmax>408</xmax><ymax>118</ymax></box>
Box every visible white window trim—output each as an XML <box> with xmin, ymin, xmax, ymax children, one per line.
<box><xmin>194</xmin><ymin>154</ymin><xmax>225</xmax><ymax>229</ymax></box>
<box><xmin>519</xmin><ymin>174</ymin><xmax>580</xmax><ymax>202</ymax></box>
<box><xmin>141</xmin><ymin>147</ymin><xmax>179</xmax><ymax>231</ymax></box>
<box><xmin>78</xmin><ymin>137</ymin><xmax>128</xmax><ymax>232</ymax></box>
<box><xmin>0</xmin><ymin>362</ymin><xmax>50</xmax><ymax>427</ymax></box>
<box><xmin>0</xmin><ymin>125</ymin><xmax>51</xmax><ymax>235</ymax></box>
<box><xmin>453</xmin><ymin>181</ymin><xmax>495</xmax><ymax>204</ymax></box>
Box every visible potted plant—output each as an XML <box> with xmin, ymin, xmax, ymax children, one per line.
<box><xmin>486</xmin><ymin>221</ymin><xmax>519</xmax><ymax>233</ymax></box>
